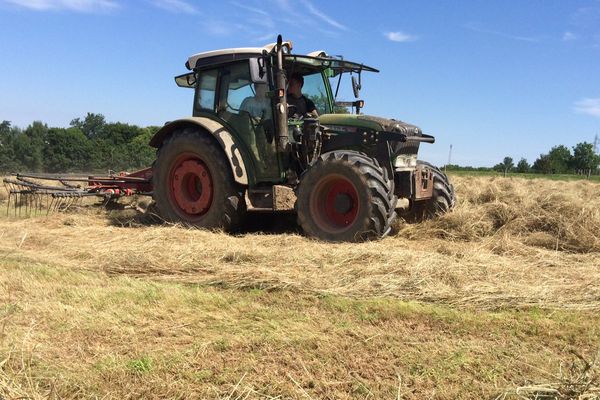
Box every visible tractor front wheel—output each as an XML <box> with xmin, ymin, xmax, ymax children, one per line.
<box><xmin>402</xmin><ymin>161</ymin><xmax>456</xmax><ymax>222</ymax></box>
<box><xmin>152</xmin><ymin>129</ymin><xmax>246</xmax><ymax>230</ymax></box>
<box><xmin>297</xmin><ymin>151</ymin><xmax>398</xmax><ymax>242</ymax></box>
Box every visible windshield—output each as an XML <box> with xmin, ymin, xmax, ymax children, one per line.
<box><xmin>283</xmin><ymin>55</ymin><xmax>379</xmax><ymax>75</ymax></box>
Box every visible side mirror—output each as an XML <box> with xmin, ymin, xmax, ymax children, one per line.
<box><xmin>351</xmin><ymin>75</ymin><xmax>361</xmax><ymax>98</ymax></box>
<box><xmin>175</xmin><ymin>72</ymin><xmax>196</xmax><ymax>88</ymax></box>
<box><xmin>249</xmin><ymin>57</ymin><xmax>268</xmax><ymax>84</ymax></box>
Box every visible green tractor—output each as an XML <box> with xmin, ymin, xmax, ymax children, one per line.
<box><xmin>149</xmin><ymin>36</ymin><xmax>455</xmax><ymax>241</ymax></box>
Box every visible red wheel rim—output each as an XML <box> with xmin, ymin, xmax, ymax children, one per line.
<box><xmin>168</xmin><ymin>154</ymin><xmax>213</xmax><ymax>218</ymax></box>
<box><xmin>310</xmin><ymin>174</ymin><xmax>360</xmax><ymax>232</ymax></box>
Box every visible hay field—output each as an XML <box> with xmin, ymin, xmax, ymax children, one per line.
<box><xmin>1</xmin><ymin>175</ymin><xmax>599</xmax><ymax>399</ymax></box>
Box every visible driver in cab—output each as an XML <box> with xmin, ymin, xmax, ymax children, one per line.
<box><xmin>287</xmin><ymin>72</ymin><xmax>318</xmax><ymax>118</ymax></box>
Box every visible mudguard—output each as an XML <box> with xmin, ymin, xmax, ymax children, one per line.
<box><xmin>149</xmin><ymin>117</ymin><xmax>249</xmax><ymax>185</ymax></box>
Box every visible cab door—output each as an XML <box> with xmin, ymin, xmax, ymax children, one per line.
<box><xmin>216</xmin><ymin>61</ymin><xmax>281</xmax><ymax>183</ymax></box>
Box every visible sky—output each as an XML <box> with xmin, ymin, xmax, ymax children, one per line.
<box><xmin>0</xmin><ymin>0</ymin><xmax>599</xmax><ymax>167</ymax></box>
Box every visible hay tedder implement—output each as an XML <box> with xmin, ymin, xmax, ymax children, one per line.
<box><xmin>3</xmin><ymin>168</ymin><xmax>152</xmax><ymax>215</ymax></box>
<box><xmin>3</xmin><ymin>35</ymin><xmax>455</xmax><ymax>241</ymax></box>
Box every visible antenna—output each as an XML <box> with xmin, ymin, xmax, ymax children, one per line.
<box><xmin>594</xmin><ymin>134</ymin><xmax>599</xmax><ymax>154</ymax></box>
<box><xmin>445</xmin><ymin>144</ymin><xmax>453</xmax><ymax>173</ymax></box>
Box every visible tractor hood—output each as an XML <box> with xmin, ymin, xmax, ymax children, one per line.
<box><xmin>319</xmin><ymin>114</ymin><xmax>423</xmax><ymax>137</ymax></box>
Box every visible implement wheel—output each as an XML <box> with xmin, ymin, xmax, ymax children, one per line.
<box><xmin>153</xmin><ymin>128</ymin><xmax>246</xmax><ymax>230</ymax></box>
<box><xmin>297</xmin><ymin>151</ymin><xmax>398</xmax><ymax>242</ymax></box>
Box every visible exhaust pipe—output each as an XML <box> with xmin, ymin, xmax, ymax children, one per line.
<box><xmin>275</xmin><ymin>34</ymin><xmax>289</xmax><ymax>153</ymax></box>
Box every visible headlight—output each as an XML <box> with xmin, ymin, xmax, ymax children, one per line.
<box><xmin>394</xmin><ymin>155</ymin><xmax>417</xmax><ymax>169</ymax></box>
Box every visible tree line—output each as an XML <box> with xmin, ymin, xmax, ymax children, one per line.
<box><xmin>2</xmin><ymin>114</ymin><xmax>598</xmax><ymax>176</ymax></box>
<box><xmin>0</xmin><ymin>113</ymin><xmax>158</xmax><ymax>173</ymax></box>
<box><xmin>447</xmin><ymin>142</ymin><xmax>600</xmax><ymax>176</ymax></box>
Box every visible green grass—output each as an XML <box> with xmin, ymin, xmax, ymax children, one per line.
<box><xmin>446</xmin><ymin>169</ymin><xmax>600</xmax><ymax>182</ymax></box>
<box><xmin>1</xmin><ymin>258</ymin><xmax>599</xmax><ymax>399</ymax></box>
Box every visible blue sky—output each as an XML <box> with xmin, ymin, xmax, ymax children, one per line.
<box><xmin>1</xmin><ymin>0</ymin><xmax>599</xmax><ymax>167</ymax></box>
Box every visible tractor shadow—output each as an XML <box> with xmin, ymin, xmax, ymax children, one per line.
<box><xmin>106</xmin><ymin>206</ymin><xmax>301</xmax><ymax>235</ymax></box>
<box><xmin>238</xmin><ymin>212</ymin><xmax>301</xmax><ymax>235</ymax></box>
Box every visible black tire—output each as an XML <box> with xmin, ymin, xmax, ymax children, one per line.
<box><xmin>296</xmin><ymin>150</ymin><xmax>398</xmax><ymax>242</ymax></box>
<box><xmin>152</xmin><ymin>128</ymin><xmax>246</xmax><ymax>230</ymax></box>
<box><xmin>402</xmin><ymin>160</ymin><xmax>455</xmax><ymax>222</ymax></box>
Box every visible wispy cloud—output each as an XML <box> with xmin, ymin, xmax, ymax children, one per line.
<box><xmin>229</xmin><ymin>1</ymin><xmax>267</xmax><ymax>16</ymax></box>
<box><xmin>563</xmin><ymin>31</ymin><xmax>577</xmax><ymax>41</ymax></box>
<box><xmin>385</xmin><ymin>31</ymin><xmax>417</xmax><ymax>43</ymax></box>
<box><xmin>567</xmin><ymin>6</ymin><xmax>600</xmax><ymax>48</ymax></box>
<box><xmin>254</xmin><ymin>32</ymin><xmax>277</xmax><ymax>42</ymax></box>
<box><xmin>151</xmin><ymin>0</ymin><xmax>197</xmax><ymax>14</ymax></box>
<box><xmin>574</xmin><ymin>98</ymin><xmax>600</xmax><ymax>118</ymax></box>
<box><xmin>303</xmin><ymin>0</ymin><xmax>347</xmax><ymax>31</ymax></box>
<box><xmin>465</xmin><ymin>22</ymin><xmax>539</xmax><ymax>43</ymax></box>
<box><xmin>3</xmin><ymin>0</ymin><xmax>118</xmax><ymax>12</ymax></box>
<box><xmin>570</xmin><ymin>6</ymin><xmax>600</xmax><ymax>29</ymax></box>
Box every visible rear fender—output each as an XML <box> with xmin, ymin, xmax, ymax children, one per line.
<box><xmin>149</xmin><ymin>117</ymin><xmax>249</xmax><ymax>186</ymax></box>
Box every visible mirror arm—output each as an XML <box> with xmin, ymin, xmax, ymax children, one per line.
<box><xmin>334</xmin><ymin>71</ymin><xmax>342</xmax><ymax>100</ymax></box>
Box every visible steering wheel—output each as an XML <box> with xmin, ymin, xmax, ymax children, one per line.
<box><xmin>287</xmin><ymin>104</ymin><xmax>299</xmax><ymax>119</ymax></box>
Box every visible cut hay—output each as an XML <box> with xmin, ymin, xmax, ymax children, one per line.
<box><xmin>495</xmin><ymin>350</ymin><xmax>600</xmax><ymax>399</ymax></box>
<box><xmin>0</xmin><ymin>176</ymin><xmax>599</xmax><ymax>310</ymax></box>
<box><xmin>398</xmin><ymin>176</ymin><xmax>600</xmax><ymax>253</ymax></box>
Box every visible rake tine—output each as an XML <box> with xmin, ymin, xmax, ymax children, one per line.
<box><xmin>64</xmin><ymin>197</ymin><xmax>73</xmax><ymax>211</ymax></box>
<box><xmin>59</xmin><ymin>197</ymin><xmax>67</xmax><ymax>212</ymax></box>
<box><xmin>30</xmin><ymin>192</ymin><xmax>35</xmax><ymax>216</ymax></box>
<box><xmin>6</xmin><ymin>192</ymin><xmax>11</xmax><ymax>216</ymax></box>
<box><xmin>47</xmin><ymin>196</ymin><xmax>54</xmax><ymax>216</ymax></box>
<box><xmin>54</xmin><ymin>197</ymin><xmax>62</xmax><ymax>212</ymax></box>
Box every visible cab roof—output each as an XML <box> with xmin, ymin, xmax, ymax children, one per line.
<box><xmin>185</xmin><ymin>42</ymin><xmax>378</xmax><ymax>74</ymax></box>
<box><xmin>186</xmin><ymin>42</ymin><xmax>281</xmax><ymax>70</ymax></box>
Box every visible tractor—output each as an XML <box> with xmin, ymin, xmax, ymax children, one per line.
<box><xmin>149</xmin><ymin>35</ymin><xmax>455</xmax><ymax>241</ymax></box>
<box><xmin>4</xmin><ymin>35</ymin><xmax>455</xmax><ymax>242</ymax></box>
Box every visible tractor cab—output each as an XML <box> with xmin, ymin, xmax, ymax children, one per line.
<box><xmin>171</xmin><ymin>43</ymin><xmax>382</xmax><ymax>185</ymax></box>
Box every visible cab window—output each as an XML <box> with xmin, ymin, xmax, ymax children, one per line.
<box><xmin>195</xmin><ymin>69</ymin><xmax>218</xmax><ymax>112</ymax></box>
<box><xmin>302</xmin><ymin>72</ymin><xmax>331</xmax><ymax>115</ymax></box>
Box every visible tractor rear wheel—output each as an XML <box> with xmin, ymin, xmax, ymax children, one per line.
<box><xmin>402</xmin><ymin>161</ymin><xmax>455</xmax><ymax>222</ymax></box>
<box><xmin>152</xmin><ymin>128</ymin><xmax>246</xmax><ymax>230</ymax></box>
<box><xmin>297</xmin><ymin>151</ymin><xmax>398</xmax><ymax>242</ymax></box>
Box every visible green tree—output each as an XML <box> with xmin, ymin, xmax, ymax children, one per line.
<box><xmin>124</xmin><ymin>126</ymin><xmax>158</xmax><ymax>170</ymax></box>
<box><xmin>98</xmin><ymin>122</ymin><xmax>141</xmax><ymax>145</ymax></box>
<box><xmin>43</xmin><ymin>127</ymin><xmax>92</xmax><ymax>172</ymax></box>
<box><xmin>0</xmin><ymin>121</ymin><xmax>14</xmax><ymax>170</ymax></box>
<box><xmin>494</xmin><ymin>156</ymin><xmax>514</xmax><ymax>176</ymax></box>
<box><xmin>516</xmin><ymin>158</ymin><xmax>530</xmax><ymax>173</ymax></box>
<box><xmin>571</xmin><ymin>142</ymin><xmax>600</xmax><ymax>175</ymax></box>
<box><xmin>532</xmin><ymin>153</ymin><xmax>552</xmax><ymax>174</ymax></box>
<box><xmin>70</xmin><ymin>113</ymin><xmax>106</xmax><ymax>139</ymax></box>
<box><xmin>547</xmin><ymin>145</ymin><xmax>572</xmax><ymax>174</ymax></box>
<box><xmin>11</xmin><ymin>121</ymin><xmax>48</xmax><ymax>171</ymax></box>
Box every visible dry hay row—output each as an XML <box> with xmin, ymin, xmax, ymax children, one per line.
<box><xmin>399</xmin><ymin>176</ymin><xmax>600</xmax><ymax>253</ymax></box>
